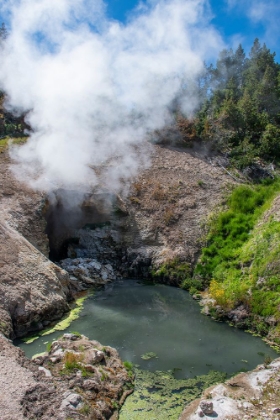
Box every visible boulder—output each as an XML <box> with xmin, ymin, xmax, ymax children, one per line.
<box><xmin>200</xmin><ymin>400</ymin><xmax>214</xmax><ymax>415</ymax></box>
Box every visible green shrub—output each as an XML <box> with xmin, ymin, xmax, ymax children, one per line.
<box><xmin>151</xmin><ymin>258</ymin><xmax>191</xmax><ymax>284</ymax></box>
<box><xmin>180</xmin><ymin>277</ymin><xmax>204</xmax><ymax>292</ymax></box>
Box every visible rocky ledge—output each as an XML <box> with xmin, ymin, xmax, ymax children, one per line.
<box><xmin>0</xmin><ymin>332</ymin><xmax>133</xmax><ymax>420</ymax></box>
<box><xmin>180</xmin><ymin>358</ymin><xmax>280</xmax><ymax>420</ymax></box>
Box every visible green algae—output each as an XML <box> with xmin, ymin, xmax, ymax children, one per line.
<box><xmin>23</xmin><ymin>295</ymin><xmax>88</xmax><ymax>344</ymax></box>
<box><xmin>31</xmin><ymin>352</ymin><xmax>47</xmax><ymax>359</ymax></box>
<box><xmin>119</xmin><ymin>368</ymin><xmax>226</xmax><ymax>420</ymax></box>
<box><xmin>141</xmin><ymin>352</ymin><xmax>158</xmax><ymax>360</ymax></box>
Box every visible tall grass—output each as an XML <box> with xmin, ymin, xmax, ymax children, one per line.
<box><xmin>195</xmin><ymin>179</ymin><xmax>280</xmax><ymax>282</ymax></box>
<box><xmin>196</xmin><ymin>178</ymin><xmax>280</xmax><ymax>339</ymax></box>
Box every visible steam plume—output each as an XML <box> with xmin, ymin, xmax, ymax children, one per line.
<box><xmin>0</xmin><ymin>0</ymin><xmax>223</xmax><ymax>192</ymax></box>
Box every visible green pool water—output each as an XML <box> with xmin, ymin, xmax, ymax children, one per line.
<box><xmin>17</xmin><ymin>280</ymin><xmax>278</xmax><ymax>419</ymax></box>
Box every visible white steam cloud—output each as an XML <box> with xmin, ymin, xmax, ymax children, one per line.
<box><xmin>0</xmin><ymin>0</ymin><xmax>223</xmax><ymax>192</ymax></box>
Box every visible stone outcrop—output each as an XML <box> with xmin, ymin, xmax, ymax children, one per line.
<box><xmin>59</xmin><ymin>257</ymin><xmax>117</xmax><ymax>289</ymax></box>
<box><xmin>179</xmin><ymin>358</ymin><xmax>280</xmax><ymax>420</ymax></box>
<box><xmin>26</xmin><ymin>333</ymin><xmax>133</xmax><ymax>419</ymax></box>
<box><xmin>0</xmin><ymin>334</ymin><xmax>132</xmax><ymax>420</ymax></box>
<box><xmin>0</xmin><ymin>151</ymin><xmax>77</xmax><ymax>339</ymax></box>
<box><xmin>0</xmin><ymin>220</ymin><xmax>72</xmax><ymax>338</ymax></box>
<box><xmin>0</xmin><ymin>333</ymin><xmax>132</xmax><ymax>420</ymax></box>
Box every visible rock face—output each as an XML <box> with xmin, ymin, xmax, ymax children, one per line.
<box><xmin>179</xmin><ymin>358</ymin><xmax>280</xmax><ymax>420</ymax></box>
<box><xmin>59</xmin><ymin>257</ymin><xmax>117</xmax><ymax>289</ymax></box>
<box><xmin>122</xmin><ymin>143</ymin><xmax>236</xmax><ymax>278</ymax></box>
<box><xmin>0</xmin><ymin>333</ymin><xmax>133</xmax><ymax>420</ymax></box>
<box><xmin>0</xmin><ymin>151</ymin><xmax>76</xmax><ymax>339</ymax></box>
<box><xmin>0</xmin><ymin>221</ymin><xmax>72</xmax><ymax>338</ymax></box>
<box><xmin>44</xmin><ymin>144</ymin><xmax>235</xmax><ymax>282</ymax></box>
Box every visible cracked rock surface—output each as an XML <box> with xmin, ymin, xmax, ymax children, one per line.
<box><xmin>180</xmin><ymin>358</ymin><xmax>280</xmax><ymax>420</ymax></box>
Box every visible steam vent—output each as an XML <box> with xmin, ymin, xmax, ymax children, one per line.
<box><xmin>0</xmin><ymin>0</ymin><xmax>280</xmax><ymax>419</ymax></box>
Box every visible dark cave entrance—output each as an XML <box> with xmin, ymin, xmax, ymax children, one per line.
<box><xmin>44</xmin><ymin>189</ymin><xmax>116</xmax><ymax>261</ymax></box>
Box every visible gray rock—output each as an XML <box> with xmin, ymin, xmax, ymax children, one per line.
<box><xmin>38</xmin><ymin>366</ymin><xmax>52</xmax><ymax>377</ymax></box>
<box><xmin>69</xmin><ymin>378</ymin><xmax>83</xmax><ymax>389</ymax></box>
<box><xmin>92</xmin><ymin>350</ymin><xmax>105</xmax><ymax>363</ymax></box>
<box><xmin>83</xmin><ymin>364</ymin><xmax>97</xmax><ymax>373</ymax></box>
<box><xmin>82</xmin><ymin>379</ymin><xmax>101</xmax><ymax>391</ymax></box>
<box><xmin>89</xmin><ymin>261</ymin><xmax>102</xmax><ymax>271</ymax></box>
<box><xmin>200</xmin><ymin>400</ymin><xmax>214</xmax><ymax>415</ymax></box>
<box><xmin>60</xmin><ymin>392</ymin><xmax>82</xmax><ymax>410</ymax></box>
<box><xmin>59</xmin><ymin>257</ymin><xmax>117</xmax><ymax>285</ymax></box>
<box><xmin>63</xmin><ymin>333</ymin><xmax>79</xmax><ymax>341</ymax></box>
<box><xmin>52</xmin><ymin>348</ymin><xmax>64</xmax><ymax>358</ymax></box>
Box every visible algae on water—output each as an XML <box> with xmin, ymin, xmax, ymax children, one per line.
<box><xmin>141</xmin><ymin>352</ymin><xmax>158</xmax><ymax>360</ymax></box>
<box><xmin>23</xmin><ymin>295</ymin><xmax>88</xmax><ymax>344</ymax></box>
<box><xmin>119</xmin><ymin>368</ymin><xmax>226</xmax><ymax>420</ymax></box>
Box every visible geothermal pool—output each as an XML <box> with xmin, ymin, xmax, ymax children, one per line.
<box><xmin>19</xmin><ymin>279</ymin><xmax>277</xmax><ymax>378</ymax></box>
<box><xmin>18</xmin><ymin>280</ymin><xmax>278</xmax><ymax>419</ymax></box>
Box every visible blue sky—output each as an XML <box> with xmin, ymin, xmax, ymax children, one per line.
<box><xmin>105</xmin><ymin>0</ymin><xmax>280</xmax><ymax>60</ymax></box>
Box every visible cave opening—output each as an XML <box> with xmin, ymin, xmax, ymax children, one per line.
<box><xmin>44</xmin><ymin>190</ymin><xmax>115</xmax><ymax>262</ymax></box>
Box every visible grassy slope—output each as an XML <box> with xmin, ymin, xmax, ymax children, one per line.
<box><xmin>188</xmin><ymin>179</ymin><xmax>280</xmax><ymax>347</ymax></box>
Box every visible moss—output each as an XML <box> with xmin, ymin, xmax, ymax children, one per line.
<box><xmin>119</xmin><ymin>368</ymin><xmax>226</xmax><ymax>420</ymax></box>
<box><xmin>23</xmin><ymin>295</ymin><xmax>88</xmax><ymax>344</ymax></box>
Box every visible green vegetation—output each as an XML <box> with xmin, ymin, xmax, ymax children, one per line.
<box><xmin>119</xmin><ymin>368</ymin><xmax>226</xmax><ymax>420</ymax></box>
<box><xmin>179</xmin><ymin>39</ymin><xmax>280</xmax><ymax>172</ymax></box>
<box><xmin>60</xmin><ymin>351</ymin><xmax>92</xmax><ymax>378</ymax></box>
<box><xmin>148</xmin><ymin>179</ymin><xmax>280</xmax><ymax>345</ymax></box>
<box><xmin>123</xmin><ymin>361</ymin><xmax>134</xmax><ymax>379</ymax></box>
<box><xmin>111</xmin><ymin>400</ymin><xmax>119</xmax><ymax>410</ymax></box>
<box><xmin>46</xmin><ymin>341</ymin><xmax>53</xmax><ymax>352</ymax></box>
<box><xmin>151</xmin><ymin>258</ymin><xmax>191</xmax><ymax>285</ymax></box>
<box><xmin>0</xmin><ymin>136</ymin><xmax>27</xmax><ymax>152</ymax></box>
<box><xmin>64</xmin><ymin>351</ymin><xmax>83</xmax><ymax>370</ymax></box>
<box><xmin>196</xmin><ymin>180</ymin><xmax>280</xmax><ymax>282</ymax></box>
<box><xmin>79</xmin><ymin>404</ymin><xmax>91</xmax><ymax>415</ymax></box>
<box><xmin>191</xmin><ymin>179</ymin><xmax>280</xmax><ymax>344</ymax></box>
<box><xmin>70</xmin><ymin>331</ymin><xmax>82</xmax><ymax>338</ymax></box>
<box><xmin>123</xmin><ymin>361</ymin><xmax>134</xmax><ymax>370</ymax></box>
